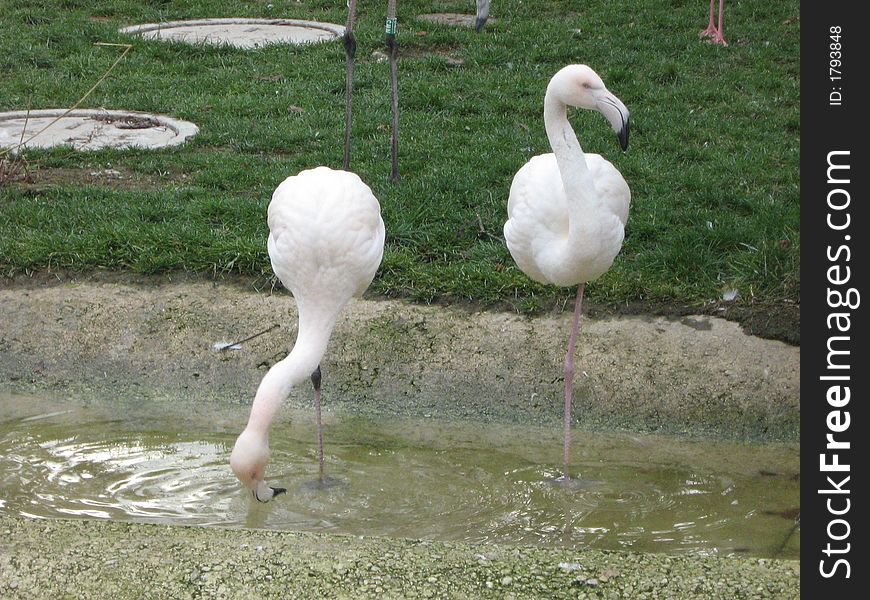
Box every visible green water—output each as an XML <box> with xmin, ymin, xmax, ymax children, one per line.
<box><xmin>0</xmin><ymin>392</ymin><xmax>799</xmax><ymax>558</ymax></box>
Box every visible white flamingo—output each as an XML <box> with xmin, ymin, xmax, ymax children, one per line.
<box><xmin>503</xmin><ymin>65</ymin><xmax>631</xmax><ymax>482</ymax></box>
<box><xmin>230</xmin><ymin>166</ymin><xmax>386</xmax><ymax>502</ymax></box>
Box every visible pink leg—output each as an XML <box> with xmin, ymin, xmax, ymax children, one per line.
<box><xmin>700</xmin><ymin>0</ymin><xmax>717</xmax><ymax>38</ymax></box>
<box><xmin>562</xmin><ymin>283</ymin><xmax>585</xmax><ymax>482</ymax></box>
<box><xmin>701</xmin><ymin>0</ymin><xmax>728</xmax><ymax>46</ymax></box>
<box><xmin>712</xmin><ymin>0</ymin><xmax>728</xmax><ymax>46</ymax></box>
<box><xmin>311</xmin><ymin>366</ymin><xmax>325</xmax><ymax>480</ymax></box>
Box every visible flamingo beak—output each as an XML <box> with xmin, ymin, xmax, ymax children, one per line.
<box><xmin>597</xmin><ymin>92</ymin><xmax>630</xmax><ymax>151</ymax></box>
<box><xmin>254</xmin><ymin>480</ymin><xmax>287</xmax><ymax>502</ymax></box>
<box><xmin>617</xmin><ymin>115</ymin><xmax>630</xmax><ymax>152</ymax></box>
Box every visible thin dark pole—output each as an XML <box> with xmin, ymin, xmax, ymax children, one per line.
<box><xmin>217</xmin><ymin>324</ymin><xmax>279</xmax><ymax>351</ymax></box>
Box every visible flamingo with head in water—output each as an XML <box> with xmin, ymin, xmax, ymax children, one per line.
<box><xmin>503</xmin><ymin>64</ymin><xmax>631</xmax><ymax>482</ymax></box>
<box><xmin>230</xmin><ymin>166</ymin><xmax>385</xmax><ymax>502</ymax></box>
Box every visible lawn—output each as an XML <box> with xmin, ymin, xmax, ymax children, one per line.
<box><xmin>0</xmin><ymin>0</ymin><xmax>800</xmax><ymax>327</ymax></box>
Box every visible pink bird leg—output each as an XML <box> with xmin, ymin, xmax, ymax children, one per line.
<box><xmin>700</xmin><ymin>0</ymin><xmax>728</xmax><ymax>46</ymax></box>
<box><xmin>311</xmin><ymin>366</ymin><xmax>325</xmax><ymax>481</ymax></box>
<box><xmin>561</xmin><ymin>283</ymin><xmax>585</xmax><ymax>482</ymax></box>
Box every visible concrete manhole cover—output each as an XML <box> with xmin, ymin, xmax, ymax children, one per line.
<box><xmin>417</xmin><ymin>13</ymin><xmax>497</xmax><ymax>28</ymax></box>
<box><xmin>0</xmin><ymin>109</ymin><xmax>199</xmax><ymax>152</ymax></box>
<box><xmin>119</xmin><ymin>18</ymin><xmax>345</xmax><ymax>49</ymax></box>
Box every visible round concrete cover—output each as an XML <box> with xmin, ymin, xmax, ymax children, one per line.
<box><xmin>119</xmin><ymin>18</ymin><xmax>345</xmax><ymax>49</ymax></box>
<box><xmin>0</xmin><ymin>109</ymin><xmax>199</xmax><ymax>152</ymax></box>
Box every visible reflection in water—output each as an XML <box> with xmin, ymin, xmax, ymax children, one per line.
<box><xmin>0</xmin><ymin>397</ymin><xmax>800</xmax><ymax>558</ymax></box>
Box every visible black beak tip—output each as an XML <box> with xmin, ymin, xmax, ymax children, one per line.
<box><xmin>271</xmin><ymin>486</ymin><xmax>287</xmax><ymax>497</ymax></box>
<box><xmin>618</xmin><ymin>117</ymin><xmax>630</xmax><ymax>152</ymax></box>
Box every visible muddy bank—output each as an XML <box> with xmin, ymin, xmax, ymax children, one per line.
<box><xmin>0</xmin><ymin>278</ymin><xmax>798</xmax><ymax>441</ymax></box>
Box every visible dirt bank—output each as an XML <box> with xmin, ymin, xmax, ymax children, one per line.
<box><xmin>0</xmin><ymin>276</ymin><xmax>799</xmax><ymax>441</ymax></box>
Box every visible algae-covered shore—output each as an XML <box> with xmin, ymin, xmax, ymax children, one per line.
<box><xmin>1</xmin><ymin>515</ymin><xmax>799</xmax><ymax>599</ymax></box>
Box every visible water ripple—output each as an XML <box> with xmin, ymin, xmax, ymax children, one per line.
<box><xmin>0</xmin><ymin>409</ymin><xmax>800</xmax><ymax>558</ymax></box>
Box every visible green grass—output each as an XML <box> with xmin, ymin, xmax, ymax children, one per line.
<box><xmin>0</xmin><ymin>0</ymin><xmax>800</xmax><ymax>313</ymax></box>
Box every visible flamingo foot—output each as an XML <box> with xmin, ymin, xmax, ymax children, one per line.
<box><xmin>700</xmin><ymin>0</ymin><xmax>727</xmax><ymax>45</ymax></box>
<box><xmin>704</xmin><ymin>29</ymin><xmax>728</xmax><ymax>46</ymax></box>
<box><xmin>699</xmin><ymin>23</ymin><xmax>718</xmax><ymax>39</ymax></box>
<box><xmin>300</xmin><ymin>475</ymin><xmax>345</xmax><ymax>491</ymax></box>
<box><xmin>550</xmin><ymin>474</ymin><xmax>602</xmax><ymax>491</ymax></box>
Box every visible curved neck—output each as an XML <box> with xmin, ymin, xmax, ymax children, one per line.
<box><xmin>543</xmin><ymin>90</ymin><xmax>596</xmax><ymax>209</ymax></box>
<box><xmin>245</xmin><ymin>299</ymin><xmax>340</xmax><ymax>434</ymax></box>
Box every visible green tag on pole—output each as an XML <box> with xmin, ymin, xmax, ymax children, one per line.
<box><xmin>385</xmin><ymin>17</ymin><xmax>397</xmax><ymax>35</ymax></box>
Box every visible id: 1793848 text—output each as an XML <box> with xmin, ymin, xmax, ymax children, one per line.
<box><xmin>829</xmin><ymin>26</ymin><xmax>843</xmax><ymax>106</ymax></box>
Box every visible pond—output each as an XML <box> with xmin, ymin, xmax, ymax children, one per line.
<box><xmin>0</xmin><ymin>392</ymin><xmax>799</xmax><ymax>559</ymax></box>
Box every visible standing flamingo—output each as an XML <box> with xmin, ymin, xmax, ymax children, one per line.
<box><xmin>343</xmin><ymin>0</ymin><xmax>401</xmax><ymax>180</ymax></box>
<box><xmin>503</xmin><ymin>65</ymin><xmax>630</xmax><ymax>482</ymax></box>
<box><xmin>342</xmin><ymin>0</ymin><xmax>359</xmax><ymax>171</ymax></box>
<box><xmin>700</xmin><ymin>0</ymin><xmax>727</xmax><ymax>46</ymax></box>
<box><xmin>230</xmin><ymin>167</ymin><xmax>386</xmax><ymax>501</ymax></box>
